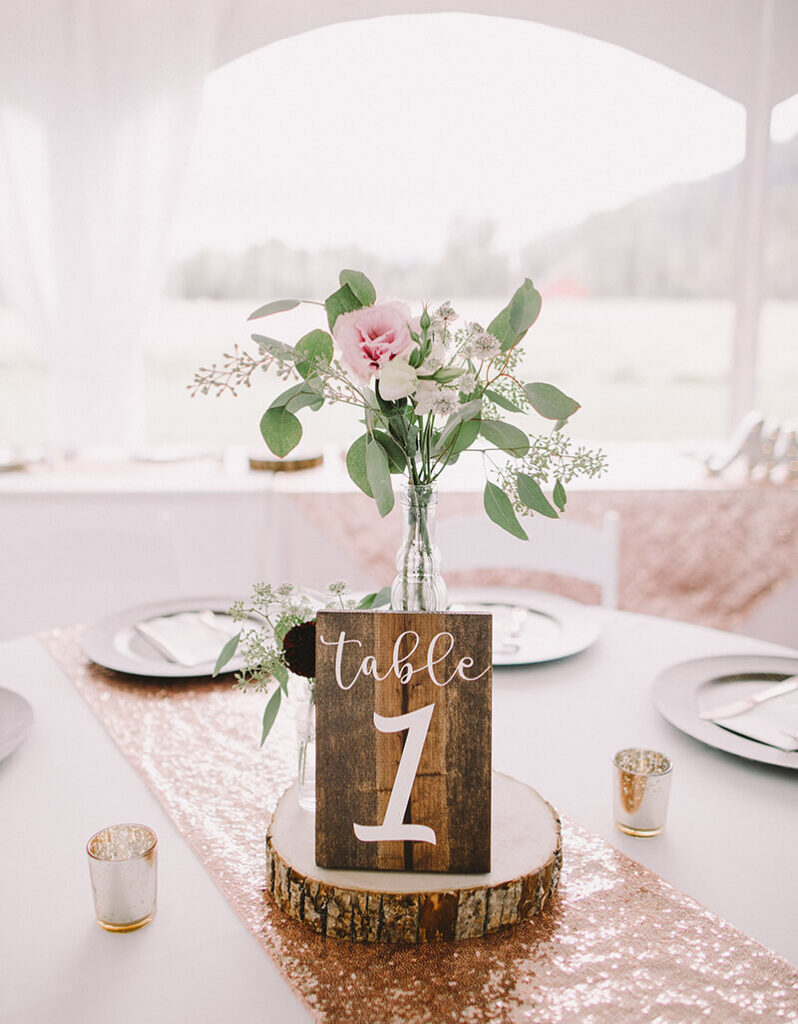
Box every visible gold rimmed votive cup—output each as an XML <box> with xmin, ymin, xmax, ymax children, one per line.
<box><xmin>613</xmin><ymin>748</ymin><xmax>673</xmax><ymax>837</ymax></box>
<box><xmin>87</xmin><ymin>824</ymin><xmax>158</xmax><ymax>932</ymax></box>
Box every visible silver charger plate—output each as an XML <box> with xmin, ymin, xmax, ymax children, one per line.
<box><xmin>652</xmin><ymin>654</ymin><xmax>798</xmax><ymax>770</ymax></box>
<box><xmin>0</xmin><ymin>688</ymin><xmax>34</xmax><ymax>761</ymax></box>
<box><xmin>449</xmin><ymin>588</ymin><xmax>600</xmax><ymax>665</ymax></box>
<box><xmin>81</xmin><ymin>597</ymin><xmax>248</xmax><ymax>678</ymax></box>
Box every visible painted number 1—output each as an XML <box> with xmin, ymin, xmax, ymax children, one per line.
<box><xmin>353</xmin><ymin>704</ymin><xmax>437</xmax><ymax>845</ymax></box>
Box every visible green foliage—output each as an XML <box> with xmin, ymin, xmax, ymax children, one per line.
<box><xmin>261</xmin><ymin>687</ymin><xmax>282</xmax><ymax>745</ymax></box>
<box><xmin>517</xmin><ymin>473</ymin><xmax>559</xmax><ymax>518</ymax></box>
<box><xmin>248</xmin><ymin>299</ymin><xmax>300</xmax><ymax>321</ymax></box>
<box><xmin>213</xmin><ymin>631</ymin><xmax>240</xmax><ymax>677</ymax></box>
<box><xmin>295</xmin><ymin>330</ymin><xmax>334</xmax><ymax>378</ymax></box>
<box><xmin>365</xmin><ymin>437</ymin><xmax>395</xmax><ymax>517</ymax></box>
<box><xmin>483</xmin><ymin>481</ymin><xmax>528</xmax><ymax>540</ymax></box>
<box><xmin>356</xmin><ymin>585</ymin><xmax>392</xmax><ymax>609</ymax></box>
<box><xmin>251</xmin><ymin>334</ymin><xmax>296</xmax><ymax>362</ymax></box>
<box><xmin>259</xmin><ymin>406</ymin><xmax>302</xmax><ymax>457</ymax></box>
<box><xmin>339</xmin><ymin>269</ymin><xmax>376</xmax><ymax>306</ymax></box>
<box><xmin>524</xmin><ymin>382</ymin><xmax>581</xmax><ymax>421</ymax></box>
<box><xmin>325</xmin><ymin>282</ymin><xmax>362</xmax><ymax>330</ymax></box>
<box><xmin>479</xmin><ymin>419</ymin><xmax>530</xmax><ymax>457</ymax></box>
<box><xmin>345</xmin><ymin>433</ymin><xmax>374</xmax><ymax>497</ymax></box>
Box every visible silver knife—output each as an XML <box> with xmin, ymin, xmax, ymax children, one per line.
<box><xmin>699</xmin><ymin>677</ymin><xmax>798</xmax><ymax>720</ymax></box>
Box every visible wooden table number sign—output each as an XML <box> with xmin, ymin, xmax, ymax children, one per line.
<box><xmin>315</xmin><ymin>610</ymin><xmax>492</xmax><ymax>874</ymax></box>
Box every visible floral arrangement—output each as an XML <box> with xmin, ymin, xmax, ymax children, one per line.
<box><xmin>215</xmin><ymin>581</ymin><xmax>385</xmax><ymax>744</ymax></box>
<box><xmin>192</xmin><ymin>270</ymin><xmax>605</xmax><ymax>538</ymax></box>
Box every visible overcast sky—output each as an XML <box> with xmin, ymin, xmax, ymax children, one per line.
<box><xmin>167</xmin><ymin>13</ymin><xmax>798</xmax><ymax>263</ymax></box>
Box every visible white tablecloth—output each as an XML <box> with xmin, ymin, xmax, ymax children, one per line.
<box><xmin>1</xmin><ymin>605</ymin><xmax>796</xmax><ymax>1023</ymax></box>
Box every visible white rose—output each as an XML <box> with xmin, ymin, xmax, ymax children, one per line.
<box><xmin>378</xmin><ymin>356</ymin><xmax>418</xmax><ymax>400</ymax></box>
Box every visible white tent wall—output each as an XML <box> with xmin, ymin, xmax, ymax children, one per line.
<box><xmin>1</xmin><ymin>0</ymin><xmax>796</xmax><ymax>446</ymax></box>
<box><xmin>0</xmin><ymin>0</ymin><xmax>218</xmax><ymax>447</ymax></box>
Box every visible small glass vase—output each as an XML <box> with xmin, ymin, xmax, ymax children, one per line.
<box><xmin>294</xmin><ymin>677</ymin><xmax>316</xmax><ymax>812</ymax></box>
<box><xmin>391</xmin><ymin>482</ymin><xmax>448</xmax><ymax>612</ymax></box>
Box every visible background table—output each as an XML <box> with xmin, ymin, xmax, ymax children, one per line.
<box><xmin>1</xmin><ymin>604</ymin><xmax>796</xmax><ymax>1023</ymax></box>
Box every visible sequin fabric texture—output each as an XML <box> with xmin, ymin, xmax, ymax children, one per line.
<box><xmin>46</xmin><ymin>628</ymin><xmax>798</xmax><ymax>1023</ymax></box>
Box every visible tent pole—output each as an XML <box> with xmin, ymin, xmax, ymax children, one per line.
<box><xmin>728</xmin><ymin>0</ymin><xmax>775</xmax><ymax>433</ymax></box>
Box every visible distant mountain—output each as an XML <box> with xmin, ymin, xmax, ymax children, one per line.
<box><xmin>523</xmin><ymin>135</ymin><xmax>798</xmax><ymax>299</ymax></box>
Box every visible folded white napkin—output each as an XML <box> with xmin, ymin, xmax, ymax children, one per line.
<box><xmin>715</xmin><ymin>690</ymin><xmax>798</xmax><ymax>751</ymax></box>
<box><xmin>135</xmin><ymin>611</ymin><xmax>239</xmax><ymax>668</ymax></box>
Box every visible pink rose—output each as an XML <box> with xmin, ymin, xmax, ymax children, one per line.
<box><xmin>332</xmin><ymin>301</ymin><xmax>414</xmax><ymax>384</ymax></box>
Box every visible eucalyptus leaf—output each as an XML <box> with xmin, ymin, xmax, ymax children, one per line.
<box><xmin>433</xmin><ymin>399</ymin><xmax>483</xmax><ymax>455</ymax></box>
<box><xmin>212</xmin><ymin>631</ymin><xmax>240</xmax><ymax>677</ymax></box>
<box><xmin>483</xmin><ymin>482</ymin><xmax>528</xmax><ymax>540</ymax></box>
<box><xmin>295</xmin><ymin>329</ymin><xmax>333</xmax><ymax>378</ymax></box>
<box><xmin>285</xmin><ymin>390</ymin><xmax>324</xmax><ymax>414</ymax></box>
<box><xmin>251</xmin><ymin>334</ymin><xmax>296</xmax><ymax>362</ymax></box>
<box><xmin>486</xmin><ymin>307</ymin><xmax>513</xmax><ymax>351</ymax></box>
<box><xmin>553</xmin><ymin>479</ymin><xmax>567</xmax><ymax>511</ymax></box>
<box><xmin>365</xmin><ymin>438</ymin><xmax>395</xmax><ymax>517</ymax></box>
<box><xmin>487</xmin><ymin>279</ymin><xmax>542</xmax><ymax>352</ymax></box>
<box><xmin>517</xmin><ymin>473</ymin><xmax>559</xmax><ymax>518</ymax></box>
<box><xmin>479</xmin><ymin>419</ymin><xmax>530</xmax><ymax>457</ymax></box>
<box><xmin>259</xmin><ymin>406</ymin><xmax>302</xmax><ymax>458</ymax></box>
<box><xmin>373</xmin><ymin>429</ymin><xmax>408</xmax><ymax>473</ymax></box>
<box><xmin>356</xmin><ymin>585</ymin><xmax>392</xmax><ymax>610</ymax></box>
<box><xmin>272</xmin><ymin>661</ymin><xmax>289</xmax><ymax>693</ymax></box>
<box><xmin>345</xmin><ymin>433</ymin><xmax>373</xmax><ymax>497</ymax></box>
<box><xmin>260</xmin><ymin>686</ymin><xmax>283</xmax><ymax>746</ymax></box>
<box><xmin>444</xmin><ymin>415</ymin><xmax>481</xmax><ymax>458</ymax></box>
<box><xmin>484</xmin><ymin>388</ymin><xmax>524</xmax><ymax>413</ymax></box>
<box><xmin>325</xmin><ymin>283</ymin><xmax>362</xmax><ymax>330</ymax></box>
<box><xmin>524</xmin><ymin>382</ymin><xmax>581</xmax><ymax>421</ymax></box>
<box><xmin>248</xmin><ymin>299</ymin><xmax>300</xmax><ymax>321</ymax></box>
<box><xmin>508</xmin><ymin>279</ymin><xmax>542</xmax><ymax>337</ymax></box>
<box><xmin>269</xmin><ymin>382</ymin><xmax>323</xmax><ymax>414</ymax></box>
<box><xmin>339</xmin><ymin>269</ymin><xmax>376</xmax><ymax>307</ymax></box>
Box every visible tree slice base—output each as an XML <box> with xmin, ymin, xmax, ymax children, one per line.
<box><xmin>265</xmin><ymin>772</ymin><xmax>561</xmax><ymax>943</ymax></box>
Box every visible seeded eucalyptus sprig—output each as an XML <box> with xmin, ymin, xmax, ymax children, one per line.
<box><xmin>212</xmin><ymin>581</ymin><xmax>391</xmax><ymax>745</ymax></box>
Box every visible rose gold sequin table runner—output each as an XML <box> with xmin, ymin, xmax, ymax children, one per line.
<box><xmin>45</xmin><ymin>627</ymin><xmax>798</xmax><ymax>1024</ymax></box>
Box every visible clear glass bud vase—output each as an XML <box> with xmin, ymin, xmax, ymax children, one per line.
<box><xmin>391</xmin><ymin>482</ymin><xmax>448</xmax><ymax>612</ymax></box>
<box><xmin>294</xmin><ymin>678</ymin><xmax>316</xmax><ymax>812</ymax></box>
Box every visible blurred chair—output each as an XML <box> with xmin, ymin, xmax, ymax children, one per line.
<box><xmin>438</xmin><ymin>509</ymin><xmax>620</xmax><ymax>608</ymax></box>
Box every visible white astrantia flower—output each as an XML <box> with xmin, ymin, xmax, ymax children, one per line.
<box><xmin>431</xmin><ymin>390</ymin><xmax>461</xmax><ymax>417</ymax></box>
<box><xmin>378</xmin><ymin>356</ymin><xmax>418</xmax><ymax>400</ymax></box>
<box><xmin>413</xmin><ymin>380</ymin><xmax>445</xmax><ymax>416</ymax></box>
<box><xmin>458</xmin><ymin>371</ymin><xmax>477</xmax><ymax>394</ymax></box>
<box><xmin>465</xmin><ymin>330</ymin><xmax>501</xmax><ymax>361</ymax></box>
<box><xmin>435</xmin><ymin>301</ymin><xmax>457</xmax><ymax>322</ymax></box>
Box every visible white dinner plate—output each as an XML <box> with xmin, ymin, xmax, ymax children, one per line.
<box><xmin>0</xmin><ymin>687</ymin><xmax>34</xmax><ymax>761</ymax></box>
<box><xmin>81</xmin><ymin>597</ymin><xmax>249</xmax><ymax>678</ymax></box>
<box><xmin>449</xmin><ymin>588</ymin><xmax>601</xmax><ymax>665</ymax></box>
<box><xmin>652</xmin><ymin>654</ymin><xmax>798</xmax><ymax>770</ymax></box>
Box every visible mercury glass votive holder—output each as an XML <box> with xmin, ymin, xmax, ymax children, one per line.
<box><xmin>87</xmin><ymin>823</ymin><xmax>158</xmax><ymax>932</ymax></box>
<box><xmin>613</xmin><ymin>748</ymin><xmax>673</xmax><ymax>837</ymax></box>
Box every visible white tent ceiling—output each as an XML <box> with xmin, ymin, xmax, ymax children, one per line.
<box><xmin>0</xmin><ymin>0</ymin><xmax>794</xmax><ymax>443</ymax></box>
<box><xmin>217</xmin><ymin>0</ymin><xmax>798</xmax><ymax>108</ymax></box>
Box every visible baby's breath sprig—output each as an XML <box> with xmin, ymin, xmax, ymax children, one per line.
<box><xmin>215</xmin><ymin>579</ymin><xmax>390</xmax><ymax>745</ymax></box>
